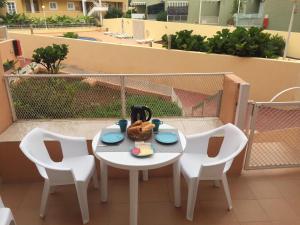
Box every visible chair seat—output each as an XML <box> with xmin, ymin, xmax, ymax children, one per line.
<box><xmin>60</xmin><ymin>155</ymin><xmax>95</xmax><ymax>182</ymax></box>
<box><xmin>180</xmin><ymin>153</ymin><xmax>219</xmax><ymax>179</ymax></box>
<box><xmin>0</xmin><ymin>208</ymin><xmax>13</xmax><ymax>225</ymax></box>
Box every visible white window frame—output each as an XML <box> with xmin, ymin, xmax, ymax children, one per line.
<box><xmin>49</xmin><ymin>1</ymin><xmax>58</xmax><ymax>10</ymax></box>
<box><xmin>67</xmin><ymin>1</ymin><xmax>75</xmax><ymax>10</ymax></box>
<box><xmin>6</xmin><ymin>1</ymin><xmax>17</xmax><ymax>14</ymax></box>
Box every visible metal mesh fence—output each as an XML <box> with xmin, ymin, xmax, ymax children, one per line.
<box><xmin>4</xmin><ymin>73</ymin><xmax>225</xmax><ymax>120</ymax></box>
<box><xmin>245</xmin><ymin>102</ymin><xmax>300</xmax><ymax>169</ymax></box>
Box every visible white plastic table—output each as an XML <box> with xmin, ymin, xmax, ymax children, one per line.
<box><xmin>92</xmin><ymin>123</ymin><xmax>186</xmax><ymax>225</ymax></box>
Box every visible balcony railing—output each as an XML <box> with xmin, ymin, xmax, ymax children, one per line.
<box><xmin>4</xmin><ymin>73</ymin><xmax>225</xmax><ymax>121</ymax></box>
<box><xmin>167</xmin><ymin>15</ymin><xmax>187</xmax><ymax>22</ymax></box>
<box><xmin>200</xmin><ymin>16</ymin><xmax>219</xmax><ymax>25</ymax></box>
<box><xmin>234</xmin><ymin>13</ymin><xmax>263</xmax><ymax>27</ymax></box>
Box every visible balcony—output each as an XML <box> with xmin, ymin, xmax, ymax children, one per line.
<box><xmin>0</xmin><ymin>30</ymin><xmax>300</xmax><ymax>225</ymax></box>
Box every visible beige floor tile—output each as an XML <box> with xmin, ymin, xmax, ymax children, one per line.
<box><xmin>258</xmin><ymin>199</ymin><xmax>299</xmax><ymax>222</ymax></box>
<box><xmin>271</xmin><ymin>221</ymin><xmax>300</xmax><ymax>225</ymax></box>
<box><xmin>139</xmin><ymin>177</ymin><xmax>169</xmax><ymax>203</ymax></box>
<box><xmin>197</xmin><ymin>181</ymin><xmax>227</xmax><ymax>201</ymax></box>
<box><xmin>240</xmin><ymin>222</ymin><xmax>273</xmax><ymax>225</ymax></box>
<box><xmin>107</xmin><ymin>203</ymin><xmax>130</xmax><ymax>225</ymax></box>
<box><xmin>0</xmin><ymin>182</ymin><xmax>32</xmax><ymax>210</ymax></box>
<box><xmin>232</xmin><ymin>200</ymin><xmax>269</xmax><ymax>222</ymax></box>
<box><xmin>270</xmin><ymin>179</ymin><xmax>300</xmax><ymax>200</ymax></box>
<box><xmin>139</xmin><ymin>202</ymin><xmax>188</xmax><ymax>225</ymax></box>
<box><xmin>110</xmin><ymin>179</ymin><xmax>129</xmax><ymax>204</ymax></box>
<box><xmin>247</xmin><ymin>180</ymin><xmax>282</xmax><ymax>199</ymax></box>
<box><xmin>5</xmin><ymin>171</ymin><xmax>300</xmax><ymax>225</ymax></box>
<box><xmin>195</xmin><ymin>200</ymin><xmax>238</xmax><ymax>225</ymax></box>
<box><xmin>286</xmin><ymin>198</ymin><xmax>300</xmax><ymax>215</ymax></box>
<box><xmin>166</xmin><ymin>177</ymin><xmax>189</xmax><ymax>203</ymax></box>
<box><xmin>229</xmin><ymin>178</ymin><xmax>256</xmax><ymax>200</ymax></box>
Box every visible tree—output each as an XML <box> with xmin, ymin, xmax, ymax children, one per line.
<box><xmin>0</xmin><ymin>0</ymin><xmax>6</xmax><ymax>8</ymax></box>
<box><xmin>32</xmin><ymin>44</ymin><xmax>69</xmax><ymax>74</ymax></box>
<box><xmin>156</xmin><ymin>11</ymin><xmax>167</xmax><ymax>21</ymax></box>
<box><xmin>104</xmin><ymin>7</ymin><xmax>123</xmax><ymax>19</ymax></box>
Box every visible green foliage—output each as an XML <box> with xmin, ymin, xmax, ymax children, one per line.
<box><xmin>162</xmin><ymin>27</ymin><xmax>285</xmax><ymax>58</ymax></box>
<box><xmin>156</xmin><ymin>11</ymin><xmax>167</xmax><ymax>21</ymax></box>
<box><xmin>0</xmin><ymin>13</ymin><xmax>31</xmax><ymax>25</ymax></box>
<box><xmin>207</xmin><ymin>27</ymin><xmax>285</xmax><ymax>58</ymax></box>
<box><xmin>162</xmin><ymin>30</ymin><xmax>208</xmax><ymax>52</ymax></box>
<box><xmin>232</xmin><ymin>0</ymin><xmax>239</xmax><ymax>14</ymax></box>
<box><xmin>104</xmin><ymin>7</ymin><xmax>123</xmax><ymax>19</ymax></box>
<box><xmin>11</xmin><ymin>78</ymin><xmax>182</xmax><ymax>119</ymax></box>
<box><xmin>32</xmin><ymin>44</ymin><xmax>69</xmax><ymax>74</ymax></box>
<box><xmin>63</xmin><ymin>32</ymin><xmax>79</xmax><ymax>39</ymax></box>
<box><xmin>0</xmin><ymin>13</ymin><xmax>95</xmax><ymax>26</ymax></box>
<box><xmin>11</xmin><ymin>78</ymin><xmax>85</xmax><ymax>119</ymax></box>
<box><xmin>124</xmin><ymin>9</ymin><xmax>136</xmax><ymax>18</ymax></box>
<box><xmin>3</xmin><ymin>60</ymin><xmax>16</xmax><ymax>71</ymax></box>
<box><xmin>0</xmin><ymin>0</ymin><xmax>6</xmax><ymax>8</ymax></box>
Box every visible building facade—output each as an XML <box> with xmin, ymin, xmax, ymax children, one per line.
<box><xmin>131</xmin><ymin>0</ymin><xmax>300</xmax><ymax>32</ymax></box>
<box><xmin>1</xmin><ymin>0</ymin><xmax>128</xmax><ymax>18</ymax></box>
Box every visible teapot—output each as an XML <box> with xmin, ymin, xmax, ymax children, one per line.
<box><xmin>130</xmin><ymin>105</ymin><xmax>152</xmax><ymax>124</ymax></box>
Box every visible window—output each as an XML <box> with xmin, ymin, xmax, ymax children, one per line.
<box><xmin>49</xmin><ymin>2</ymin><xmax>58</xmax><ymax>10</ymax></box>
<box><xmin>6</xmin><ymin>1</ymin><xmax>17</xmax><ymax>14</ymax></box>
<box><xmin>67</xmin><ymin>2</ymin><xmax>75</xmax><ymax>10</ymax></box>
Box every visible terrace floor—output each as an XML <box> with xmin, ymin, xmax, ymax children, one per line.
<box><xmin>3</xmin><ymin>168</ymin><xmax>300</xmax><ymax>225</ymax></box>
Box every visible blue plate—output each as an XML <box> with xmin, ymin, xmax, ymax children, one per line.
<box><xmin>155</xmin><ymin>132</ymin><xmax>178</xmax><ymax>144</ymax></box>
<box><xmin>101</xmin><ymin>132</ymin><xmax>124</xmax><ymax>144</ymax></box>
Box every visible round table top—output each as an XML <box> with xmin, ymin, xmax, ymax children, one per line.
<box><xmin>92</xmin><ymin>123</ymin><xmax>186</xmax><ymax>170</ymax></box>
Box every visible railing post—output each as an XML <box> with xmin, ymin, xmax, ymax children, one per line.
<box><xmin>235</xmin><ymin>82</ymin><xmax>250</xmax><ymax>129</ymax></box>
<box><xmin>244</xmin><ymin>103</ymin><xmax>259</xmax><ymax>170</ymax></box>
<box><xmin>120</xmin><ymin>75</ymin><xmax>126</xmax><ymax>118</ymax></box>
<box><xmin>4</xmin><ymin>77</ymin><xmax>17</xmax><ymax>121</ymax></box>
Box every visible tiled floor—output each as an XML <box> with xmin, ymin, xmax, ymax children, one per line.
<box><xmin>3</xmin><ymin>168</ymin><xmax>300</xmax><ymax>225</ymax></box>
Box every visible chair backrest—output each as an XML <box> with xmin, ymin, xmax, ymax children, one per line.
<box><xmin>200</xmin><ymin>123</ymin><xmax>248</xmax><ymax>178</ymax></box>
<box><xmin>218</xmin><ymin>123</ymin><xmax>248</xmax><ymax>169</ymax></box>
<box><xmin>19</xmin><ymin>128</ymin><xmax>55</xmax><ymax>179</ymax></box>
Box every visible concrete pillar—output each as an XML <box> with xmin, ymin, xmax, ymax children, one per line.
<box><xmin>82</xmin><ymin>0</ymin><xmax>87</xmax><ymax>16</ymax></box>
<box><xmin>0</xmin><ymin>54</ymin><xmax>13</xmax><ymax>134</ymax></box>
<box><xmin>30</xmin><ymin>0</ymin><xmax>35</xmax><ymax>13</ymax></box>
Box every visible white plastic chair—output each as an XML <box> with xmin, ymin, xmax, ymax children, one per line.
<box><xmin>180</xmin><ymin>123</ymin><xmax>248</xmax><ymax>221</ymax></box>
<box><xmin>19</xmin><ymin>128</ymin><xmax>98</xmax><ymax>224</ymax></box>
<box><xmin>0</xmin><ymin>197</ymin><xmax>16</xmax><ymax>225</ymax></box>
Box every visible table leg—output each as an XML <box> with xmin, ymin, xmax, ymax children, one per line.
<box><xmin>142</xmin><ymin>170</ymin><xmax>148</xmax><ymax>181</ymax></box>
<box><xmin>100</xmin><ymin>161</ymin><xmax>108</xmax><ymax>202</ymax></box>
<box><xmin>130</xmin><ymin>170</ymin><xmax>139</xmax><ymax>225</ymax></box>
<box><xmin>173</xmin><ymin>160</ymin><xmax>181</xmax><ymax>207</ymax></box>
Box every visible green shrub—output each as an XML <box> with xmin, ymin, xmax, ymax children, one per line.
<box><xmin>162</xmin><ymin>27</ymin><xmax>285</xmax><ymax>58</ymax></box>
<box><xmin>124</xmin><ymin>9</ymin><xmax>136</xmax><ymax>18</ymax></box>
<box><xmin>0</xmin><ymin>13</ymin><xmax>95</xmax><ymax>26</ymax></box>
<box><xmin>104</xmin><ymin>7</ymin><xmax>123</xmax><ymax>19</ymax></box>
<box><xmin>63</xmin><ymin>32</ymin><xmax>79</xmax><ymax>39</ymax></box>
<box><xmin>3</xmin><ymin>60</ymin><xmax>16</xmax><ymax>71</ymax></box>
<box><xmin>207</xmin><ymin>27</ymin><xmax>285</xmax><ymax>58</ymax></box>
<box><xmin>32</xmin><ymin>44</ymin><xmax>69</xmax><ymax>74</ymax></box>
<box><xmin>156</xmin><ymin>11</ymin><xmax>167</xmax><ymax>21</ymax></box>
<box><xmin>0</xmin><ymin>13</ymin><xmax>31</xmax><ymax>25</ymax></box>
<box><xmin>162</xmin><ymin>30</ymin><xmax>208</xmax><ymax>52</ymax></box>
